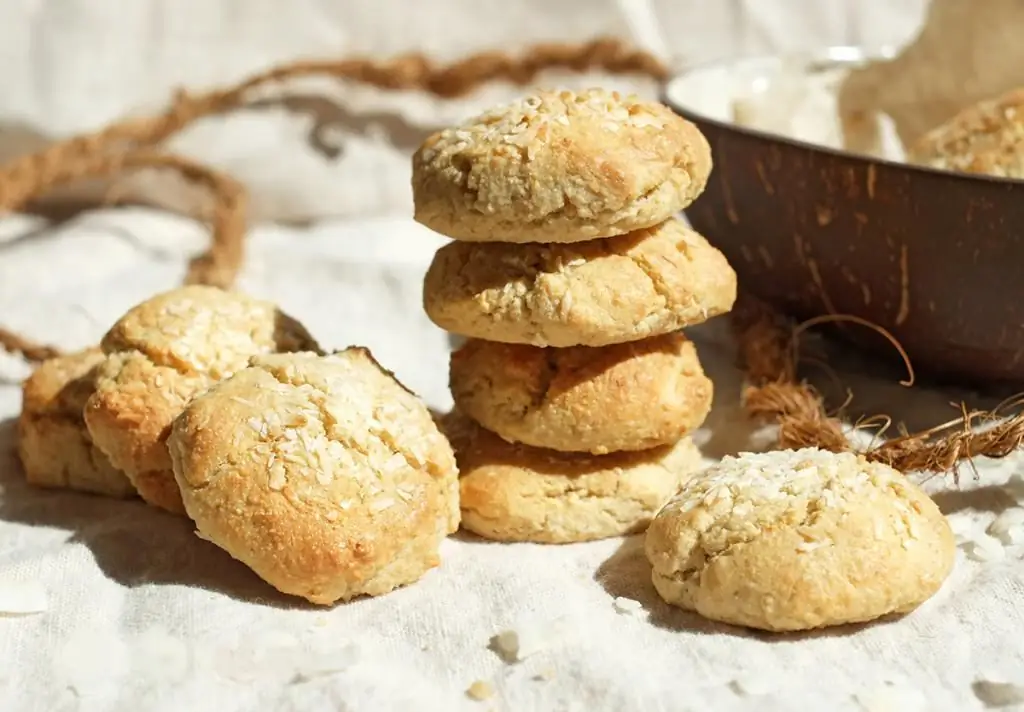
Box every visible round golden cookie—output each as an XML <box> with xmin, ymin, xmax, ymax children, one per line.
<box><xmin>18</xmin><ymin>348</ymin><xmax>135</xmax><ymax>499</ymax></box>
<box><xmin>83</xmin><ymin>286</ymin><xmax>320</xmax><ymax>515</ymax></box>
<box><xmin>167</xmin><ymin>348</ymin><xmax>460</xmax><ymax>606</ymax></box>
<box><xmin>910</xmin><ymin>87</ymin><xmax>1024</xmax><ymax>178</ymax></box>
<box><xmin>645</xmin><ymin>448</ymin><xmax>955</xmax><ymax>633</ymax></box>
<box><xmin>412</xmin><ymin>88</ymin><xmax>712</xmax><ymax>243</ymax></box>
<box><xmin>442</xmin><ymin>411</ymin><xmax>703</xmax><ymax>544</ymax></box>
<box><xmin>449</xmin><ymin>333</ymin><xmax>712</xmax><ymax>454</ymax></box>
<box><xmin>423</xmin><ymin>219</ymin><xmax>736</xmax><ymax>347</ymax></box>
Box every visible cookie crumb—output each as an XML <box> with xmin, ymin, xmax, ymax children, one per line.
<box><xmin>612</xmin><ymin>596</ymin><xmax>644</xmax><ymax>615</ymax></box>
<box><xmin>466</xmin><ymin>680</ymin><xmax>494</xmax><ymax>701</ymax></box>
<box><xmin>491</xmin><ymin>617</ymin><xmax>570</xmax><ymax>663</ymax></box>
<box><xmin>973</xmin><ymin>679</ymin><xmax>1024</xmax><ymax>708</ymax></box>
<box><xmin>492</xmin><ymin>629</ymin><xmax>524</xmax><ymax>662</ymax></box>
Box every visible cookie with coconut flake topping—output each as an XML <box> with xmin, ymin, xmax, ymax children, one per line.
<box><xmin>423</xmin><ymin>218</ymin><xmax>736</xmax><ymax>347</ymax></box>
<box><xmin>168</xmin><ymin>348</ymin><xmax>460</xmax><ymax>605</ymax></box>
<box><xmin>645</xmin><ymin>448</ymin><xmax>955</xmax><ymax>632</ymax></box>
<box><xmin>412</xmin><ymin>88</ymin><xmax>712</xmax><ymax>243</ymax></box>
<box><xmin>18</xmin><ymin>348</ymin><xmax>136</xmax><ymax>498</ymax></box>
<box><xmin>83</xmin><ymin>286</ymin><xmax>320</xmax><ymax>515</ymax></box>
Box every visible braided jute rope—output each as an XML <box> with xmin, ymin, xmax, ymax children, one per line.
<box><xmin>0</xmin><ymin>150</ymin><xmax>247</xmax><ymax>360</ymax></box>
<box><xmin>0</xmin><ymin>37</ymin><xmax>668</xmax><ymax>362</ymax></box>
<box><xmin>732</xmin><ymin>293</ymin><xmax>1024</xmax><ymax>477</ymax></box>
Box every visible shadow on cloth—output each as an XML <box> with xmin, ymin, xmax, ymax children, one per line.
<box><xmin>594</xmin><ymin>534</ymin><xmax>907</xmax><ymax>641</ymax></box>
<box><xmin>247</xmin><ymin>93</ymin><xmax>436</xmax><ymax>160</ymax></box>
<box><xmin>0</xmin><ymin>416</ymin><xmax>309</xmax><ymax>609</ymax></box>
<box><xmin>929</xmin><ymin>483</ymin><xmax>1018</xmax><ymax>516</ymax></box>
<box><xmin>793</xmin><ymin>328</ymin><xmax>1017</xmax><ymax>436</ymax></box>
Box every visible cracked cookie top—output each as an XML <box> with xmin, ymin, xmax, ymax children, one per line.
<box><xmin>449</xmin><ymin>332</ymin><xmax>712</xmax><ymax>455</ymax></box>
<box><xmin>83</xmin><ymin>286</ymin><xmax>321</xmax><ymax>514</ymax></box>
<box><xmin>412</xmin><ymin>88</ymin><xmax>712</xmax><ymax>243</ymax></box>
<box><xmin>423</xmin><ymin>218</ymin><xmax>736</xmax><ymax>347</ymax></box>
<box><xmin>442</xmin><ymin>410</ymin><xmax>702</xmax><ymax>544</ymax></box>
<box><xmin>645</xmin><ymin>448</ymin><xmax>955</xmax><ymax>632</ymax></box>
<box><xmin>100</xmin><ymin>285</ymin><xmax>317</xmax><ymax>379</ymax></box>
<box><xmin>168</xmin><ymin>349</ymin><xmax>459</xmax><ymax>605</ymax></box>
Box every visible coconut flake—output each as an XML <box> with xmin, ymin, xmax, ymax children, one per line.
<box><xmin>612</xmin><ymin>597</ymin><xmax>644</xmax><ymax>615</ymax></box>
<box><xmin>987</xmin><ymin>508</ymin><xmax>1024</xmax><ymax>545</ymax></box>
<box><xmin>965</xmin><ymin>534</ymin><xmax>1006</xmax><ymax>562</ymax></box>
<box><xmin>854</xmin><ymin>682</ymin><xmax>928</xmax><ymax>711</ymax></box>
<box><xmin>291</xmin><ymin>643</ymin><xmax>360</xmax><ymax>683</ymax></box>
<box><xmin>0</xmin><ymin>580</ymin><xmax>48</xmax><ymax>616</ymax></box>
<box><xmin>491</xmin><ymin>616</ymin><xmax>571</xmax><ymax>663</ymax></box>
<box><xmin>466</xmin><ymin>680</ymin><xmax>495</xmax><ymax>701</ymax></box>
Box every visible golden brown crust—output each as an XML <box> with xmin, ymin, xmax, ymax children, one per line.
<box><xmin>84</xmin><ymin>352</ymin><xmax>209</xmax><ymax>514</ymax></box>
<box><xmin>910</xmin><ymin>87</ymin><xmax>1024</xmax><ymax>178</ymax></box>
<box><xmin>83</xmin><ymin>286</ymin><xmax>321</xmax><ymax>514</ymax></box>
<box><xmin>168</xmin><ymin>349</ymin><xmax>460</xmax><ymax>605</ymax></box>
<box><xmin>449</xmin><ymin>333</ymin><xmax>712</xmax><ymax>454</ymax></box>
<box><xmin>412</xmin><ymin>88</ymin><xmax>712</xmax><ymax>243</ymax></box>
<box><xmin>17</xmin><ymin>348</ymin><xmax>136</xmax><ymax>498</ymax></box>
<box><xmin>644</xmin><ymin>448</ymin><xmax>956</xmax><ymax>632</ymax></box>
<box><xmin>423</xmin><ymin>219</ymin><xmax>736</xmax><ymax>347</ymax></box>
<box><xmin>442</xmin><ymin>411</ymin><xmax>702</xmax><ymax>544</ymax></box>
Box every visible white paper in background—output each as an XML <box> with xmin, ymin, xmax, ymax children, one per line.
<box><xmin>0</xmin><ymin>0</ymin><xmax>928</xmax><ymax>223</ymax></box>
<box><xmin>0</xmin><ymin>208</ymin><xmax>1023</xmax><ymax>711</ymax></box>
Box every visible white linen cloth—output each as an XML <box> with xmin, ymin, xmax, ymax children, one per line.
<box><xmin>1</xmin><ymin>211</ymin><xmax>1023</xmax><ymax>712</ymax></box>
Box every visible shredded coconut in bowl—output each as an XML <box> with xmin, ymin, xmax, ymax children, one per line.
<box><xmin>665</xmin><ymin>55</ymin><xmax>908</xmax><ymax>162</ymax></box>
<box><xmin>0</xmin><ymin>579</ymin><xmax>48</xmax><ymax>616</ymax></box>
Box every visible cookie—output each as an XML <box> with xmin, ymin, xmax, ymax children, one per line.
<box><xmin>449</xmin><ymin>333</ymin><xmax>712</xmax><ymax>454</ymax></box>
<box><xmin>645</xmin><ymin>448</ymin><xmax>955</xmax><ymax>632</ymax></box>
<box><xmin>423</xmin><ymin>219</ymin><xmax>736</xmax><ymax>347</ymax></box>
<box><xmin>168</xmin><ymin>349</ymin><xmax>460</xmax><ymax>605</ymax></box>
<box><xmin>17</xmin><ymin>348</ymin><xmax>135</xmax><ymax>498</ymax></box>
<box><xmin>412</xmin><ymin>88</ymin><xmax>712</xmax><ymax>243</ymax></box>
<box><xmin>442</xmin><ymin>411</ymin><xmax>703</xmax><ymax>544</ymax></box>
<box><xmin>83</xmin><ymin>286</ymin><xmax>320</xmax><ymax>514</ymax></box>
<box><xmin>910</xmin><ymin>87</ymin><xmax>1024</xmax><ymax>178</ymax></box>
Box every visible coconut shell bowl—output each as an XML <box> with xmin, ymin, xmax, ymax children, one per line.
<box><xmin>662</xmin><ymin>47</ymin><xmax>1024</xmax><ymax>388</ymax></box>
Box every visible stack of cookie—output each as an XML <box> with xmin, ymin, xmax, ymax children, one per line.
<box><xmin>413</xmin><ymin>88</ymin><xmax>738</xmax><ymax>544</ymax></box>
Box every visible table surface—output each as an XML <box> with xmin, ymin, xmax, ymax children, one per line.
<box><xmin>0</xmin><ymin>210</ymin><xmax>1021</xmax><ymax>712</ymax></box>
